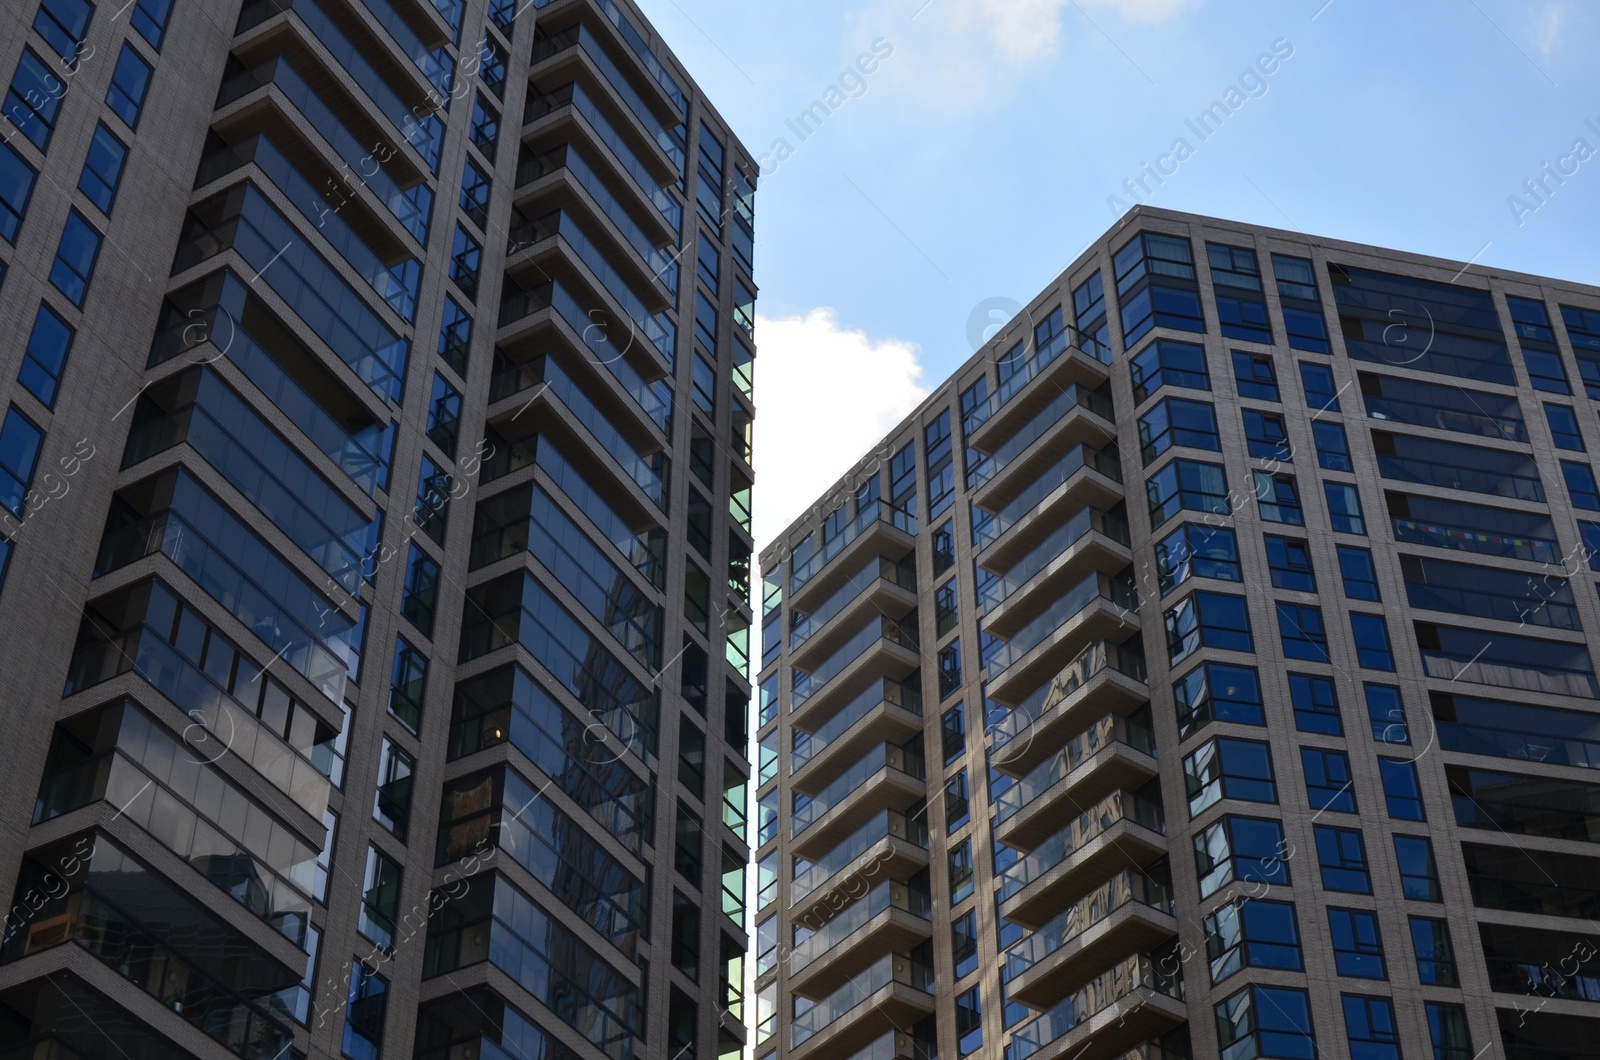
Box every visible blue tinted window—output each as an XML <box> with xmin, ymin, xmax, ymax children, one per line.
<box><xmin>6</xmin><ymin>47</ymin><xmax>66</xmax><ymax>149</ymax></box>
<box><xmin>1410</xmin><ymin>917</ymin><xmax>1459</xmax><ymax>986</ymax></box>
<box><xmin>1379</xmin><ymin>757</ymin><xmax>1425</xmax><ymax>820</ymax></box>
<box><xmin>477</xmin><ymin>32</ymin><xmax>508</xmax><ymax>98</ymax></box>
<box><xmin>1314</xmin><ymin>824</ymin><xmax>1370</xmax><ymax>893</ymax></box>
<box><xmin>1195</xmin><ymin>815</ymin><xmax>1289</xmax><ymax>899</ymax></box>
<box><xmin>401</xmin><ymin>544</ymin><xmax>440</xmax><ymax>637</ymax></box>
<box><xmin>1337</xmin><ymin>545</ymin><xmax>1380</xmax><ymax>601</ymax></box>
<box><xmin>1205</xmin><ymin>899</ymin><xmax>1303</xmax><ymax>983</ymax></box>
<box><xmin>1350</xmin><ymin>613</ymin><xmax>1394</xmax><ymax>670</ymax></box>
<box><xmin>1173</xmin><ymin>661</ymin><xmax>1263</xmax><ymax>738</ymax></box>
<box><xmin>1564</xmin><ymin>460</ymin><xmax>1600</xmax><ymax>510</ymax></box>
<box><xmin>449</xmin><ymin>224</ymin><xmax>481</xmax><ymax>299</ymax></box>
<box><xmin>1184</xmin><ymin>736</ymin><xmax>1276</xmax><ymax>815</ymax></box>
<box><xmin>1155</xmin><ymin>524</ymin><xmax>1240</xmax><ymax>594</ymax></box>
<box><xmin>343</xmin><ymin>959</ymin><xmax>387</xmax><ymax>1060</ymax></box>
<box><xmin>1242</xmin><ymin>409</ymin><xmax>1290</xmax><ymax>461</ymax></box>
<box><xmin>1232</xmin><ymin>350</ymin><xmax>1278</xmax><ymax>400</ymax></box>
<box><xmin>1116</xmin><ymin>232</ymin><xmax>1203</xmax><ymax>344</ymax></box>
<box><xmin>78</xmin><ymin>123</ymin><xmax>128</xmax><ymax>214</ymax></box>
<box><xmin>1343</xmin><ymin>996</ymin><xmax>1400</xmax><ymax>1060</ymax></box>
<box><xmin>413</xmin><ymin>455</ymin><xmax>451</xmax><ymax>544</ymax></box>
<box><xmin>425</xmin><ymin>373</ymin><xmax>461</xmax><ymax>458</ymax></box>
<box><xmin>1165</xmin><ymin>590</ymin><xmax>1253</xmax><ymax>664</ymax></box>
<box><xmin>1130</xmin><ymin>338</ymin><xmax>1208</xmax><ymax>403</ymax></box>
<box><xmin>1277</xmin><ymin>602</ymin><xmax>1328</xmax><ymax>661</ymax></box>
<box><xmin>132</xmin><ymin>0</ymin><xmax>175</xmax><ymax>49</ymax></box>
<box><xmin>1254</xmin><ymin>471</ymin><xmax>1302</xmax><ymax>525</ymax></box>
<box><xmin>1312</xmin><ymin>421</ymin><xmax>1352</xmax><ymax>471</ymax></box>
<box><xmin>1139</xmin><ymin>397</ymin><xmax>1220</xmax><ymax>464</ymax></box>
<box><xmin>0</xmin><ymin>140</ymin><xmax>36</xmax><ymax>243</ymax></box>
<box><xmin>469</xmin><ymin>93</ymin><xmax>499</xmax><ymax>161</ymax></box>
<box><xmin>437</xmin><ymin>295</ymin><xmax>472</xmax><ymax>377</ymax></box>
<box><xmin>49</xmin><ymin>209</ymin><xmax>100</xmax><ymax>306</ymax></box>
<box><xmin>952</xmin><ymin>909</ymin><xmax>978</xmax><ymax>979</ymax></box>
<box><xmin>106</xmin><ymin>43</ymin><xmax>153</xmax><ymax>129</ymax></box>
<box><xmin>1394</xmin><ymin>834</ymin><xmax>1441</xmax><ymax>900</ymax></box>
<box><xmin>1328</xmin><ymin>910</ymin><xmax>1385</xmax><ymax>978</ymax></box>
<box><xmin>1365</xmin><ymin>683</ymin><xmax>1408</xmax><ymax>744</ymax></box>
<box><xmin>18</xmin><ymin>302</ymin><xmax>72</xmax><ymax>407</ymax></box>
<box><xmin>1427</xmin><ymin>1002</ymin><xmax>1473</xmax><ymax>1058</ymax></box>
<box><xmin>1272</xmin><ymin>254</ymin><xmax>1331</xmax><ymax>352</ymax></box>
<box><xmin>0</xmin><ymin>407</ymin><xmax>44</xmax><ymax>516</ymax></box>
<box><xmin>1524</xmin><ymin>346</ymin><xmax>1571</xmax><ymax>392</ymax></box>
<box><xmin>34</xmin><ymin>0</ymin><xmax>93</xmax><ymax>62</ymax></box>
<box><xmin>459</xmin><ymin>155</ymin><xmax>490</xmax><ymax>229</ymax></box>
<box><xmin>1215</xmin><ymin>292</ymin><xmax>1272</xmax><ymax>343</ymax></box>
<box><xmin>1289</xmin><ymin>673</ymin><xmax>1341</xmax><ymax>735</ymax></box>
<box><xmin>955</xmin><ymin>984</ymin><xmax>982</xmax><ymax>1055</ymax></box>
<box><xmin>949</xmin><ymin>837</ymin><xmax>973</xmax><ymax>904</ymax></box>
<box><xmin>1302</xmin><ymin>747</ymin><xmax>1355</xmax><ymax>814</ymax></box>
<box><xmin>1324</xmin><ymin>481</ymin><xmax>1366</xmax><ymax>534</ymax></box>
<box><xmin>1147</xmin><ymin>458</ymin><xmax>1229</xmax><ymax>528</ymax></box>
<box><xmin>1299</xmin><ymin>361</ymin><xmax>1339</xmax><ymax>410</ymax></box>
<box><xmin>1215</xmin><ymin>985</ymin><xmax>1316</xmax><ymax>1060</ymax></box>
<box><xmin>1545</xmin><ymin>403</ymin><xmax>1585</xmax><ymax>450</ymax></box>
<box><xmin>1264</xmin><ymin>535</ymin><xmax>1315</xmax><ymax>592</ymax></box>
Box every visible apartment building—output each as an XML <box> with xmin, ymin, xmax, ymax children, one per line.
<box><xmin>0</xmin><ymin>1</ymin><xmax>756</xmax><ymax>1058</ymax></box>
<box><xmin>756</xmin><ymin>205</ymin><xmax>1600</xmax><ymax>1060</ymax></box>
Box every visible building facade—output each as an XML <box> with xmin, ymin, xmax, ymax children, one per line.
<box><xmin>0</xmin><ymin>1</ymin><xmax>756</xmax><ymax>1058</ymax></box>
<box><xmin>756</xmin><ymin>205</ymin><xmax>1600</xmax><ymax>1060</ymax></box>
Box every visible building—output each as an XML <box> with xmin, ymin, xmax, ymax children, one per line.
<box><xmin>755</xmin><ymin>205</ymin><xmax>1600</xmax><ymax>1060</ymax></box>
<box><xmin>0</xmin><ymin>0</ymin><xmax>756</xmax><ymax>1058</ymax></box>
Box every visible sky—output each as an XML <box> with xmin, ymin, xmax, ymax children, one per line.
<box><xmin>632</xmin><ymin>0</ymin><xmax>1600</xmax><ymax>554</ymax></box>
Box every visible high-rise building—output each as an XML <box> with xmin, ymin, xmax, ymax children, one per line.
<box><xmin>756</xmin><ymin>205</ymin><xmax>1600</xmax><ymax>1060</ymax></box>
<box><xmin>0</xmin><ymin>1</ymin><xmax>756</xmax><ymax>1058</ymax></box>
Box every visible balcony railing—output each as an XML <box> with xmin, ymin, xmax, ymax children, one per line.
<box><xmin>1004</xmin><ymin>954</ymin><xmax>1183</xmax><ymax>1060</ymax></box>
<box><xmin>518</xmin><ymin>144</ymin><xmax>680</xmax><ymax>288</ymax></box>
<box><xmin>357</xmin><ymin>0</ymin><xmax>453</xmax><ymax>97</ymax></box>
<box><xmin>965</xmin><ymin>324</ymin><xmax>1113</xmax><ymax>436</ymax></box>
<box><xmin>1003</xmin><ymin>871</ymin><xmax>1174</xmax><ymax>982</ymax></box>
<box><xmin>792</xmin><ymin>743</ymin><xmax>925</xmax><ymax>836</ymax></box>
<box><xmin>791</xmin><ymin>499</ymin><xmax>918</xmax><ymax>594</ymax></box>
<box><xmin>791</xmin><ymin>953</ymin><xmax>934</xmax><ymax>1049</ymax></box>
<box><xmin>792</xmin><ymin>556</ymin><xmax>916</xmax><ymax>651</ymax></box>
<box><xmin>792</xmin><ymin>678</ymin><xmax>921</xmax><ymax>772</ymax></box>
<box><xmin>526</xmin><ymin>81</ymin><xmax>681</xmax><ymax>231</ymax></box>
<box><xmin>997</xmin><ymin>790</ymin><xmax>1166</xmax><ymax>903</ymax></box>
<box><xmin>995</xmin><ymin>714</ymin><xmax>1156</xmax><ymax>825</ymax></box>
<box><xmin>968</xmin><ymin>384</ymin><xmax>1114</xmax><ymax>489</ymax></box>
<box><xmin>980</xmin><ymin>506</ymin><xmax>1129</xmax><ymax>614</ymax></box>
<box><xmin>791</xmin><ymin>810</ymin><xmax>929</xmax><ymax>904</ymax></box>
<box><xmin>532</xmin><ymin>24</ymin><xmax>685</xmax><ymax>172</ymax></box>
<box><xmin>990</xmin><ymin>640</ymin><xmax>1148</xmax><ymax>751</ymax></box>
<box><xmin>790</xmin><ymin>881</ymin><xmax>932</xmax><ymax>976</ymax></box>
<box><xmin>792</xmin><ymin>616</ymin><xmax>918</xmax><ymax>709</ymax></box>
<box><xmin>984</xmin><ymin>570</ymin><xmax>1138</xmax><ymax>682</ymax></box>
<box><xmin>975</xmin><ymin>444</ymin><xmax>1122</xmax><ymax>551</ymax></box>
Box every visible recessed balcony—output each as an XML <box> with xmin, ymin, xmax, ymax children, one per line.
<box><xmin>790</xmin><ymin>677</ymin><xmax>922</xmax><ymax>795</ymax></box>
<box><xmin>789</xmin><ymin>953</ymin><xmax>936</xmax><ymax>1060</ymax></box>
<box><xmin>789</xmin><ymin>810</ymin><xmax>930</xmax><ymax>924</ymax></box>
<box><xmin>788</xmin><ymin>880</ymin><xmax>933</xmax><ymax>999</ymax></box>
<box><xmin>998</xmin><ymin>789</ymin><xmax>1167</xmax><ymax>930</ymax></box>
<box><xmin>967</xmin><ymin>327</ymin><xmax>1114</xmax><ymax>453</ymax></box>
<box><xmin>984</xmin><ymin>570</ymin><xmax>1140</xmax><ymax>708</ymax></box>
<box><xmin>789</xmin><ymin>614</ymin><xmax>920</xmax><ymax>733</ymax></box>
<box><xmin>974</xmin><ymin>444</ymin><xmax>1124</xmax><ymax>570</ymax></box>
<box><xmin>994</xmin><ymin>711</ymin><xmax>1158</xmax><ymax>851</ymax></box>
<box><xmin>790</xmin><ymin>743</ymin><xmax>925</xmax><ymax>861</ymax></box>
<box><xmin>988</xmin><ymin>638</ymin><xmax>1149</xmax><ymax>777</ymax></box>
<box><xmin>789</xmin><ymin>500</ymin><xmax>918</xmax><ymax>607</ymax></box>
<box><xmin>970</xmin><ymin>384</ymin><xmax>1115</xmax><ymax>512</ymax></box>
<box><xmin>789</xmin><ymin>555</ymin><xmax>917</xmax><ymax>671</ymax></box>
<box><xmin>1003</xmin><ymin>954</ymin><xmax>1186</xmax><ymax>1060</ymax></box>
<box><xmin>980</xmin><ymin>506</ymin><xmax>1131</xmax><ymax>640</ymax></box>
<box><xmin>1004</xmin><ymin>870</ymin><xmax>1178</xmax><ymax>1010</ymax></box>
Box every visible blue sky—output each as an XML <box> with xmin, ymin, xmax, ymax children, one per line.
<box><xmin>635</xmin><ymin>0</ymin><xmax>1600</xmax><ymax>547</ymax></box>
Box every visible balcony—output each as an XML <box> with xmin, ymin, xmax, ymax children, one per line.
<box><xmin>789</xmin><ymin>555</ymin><xmax>917</xmax><ymax>670</ymax></box>
<box><xmin>791</xmin><ymin>678</ymin><xmax>921</xmax><ymax>794</ymax></box>
<box><xmin>790</xmin><ymin>614</ymin><xmax>920</xmax><ymax>732</ymax></box>
<box><xmin>789</xmin><ymin>881</ymin><xmax>932</xmax><ymax>998</ymax></box>
<box><xmin>790</xmin><ymin>743</ymin><xmax>925</xmax><ymax>861</ymax></box>
<box><xmin>984</xmin><ymin>570</ymin><xmax>1140</xmax><ymax>707</ymax></box>
<box><xmin>789</xmin><ymin>953</ymin><xmax>935</xmax><ymax>1060</ymax></box>
<box><xmin>989</xmin><ymin>639</ymin><xmax>1149</xmax><ymax>776</ymax></box>
<box><xmin>836</xmin><ymin>1032</ymin><xmax>928</xmax><ymax>1060</ymax></box>
<box><xmin>975</xmin><ymin>444</ymin><xmax>1123</xmax><ymax>569</ymax></box>
<box><xmin>1004</xmin><ymin>954</ymin><xmax>1185</xmax><ymax>1060</ymax></box>
<box><xmin>1003</xmin><ymin>870</ymin><xmax>1177</xmax><ymax>1010</ymax></box>
<box><xmin>994</xmin><ymin>712</ymin><xmax>1158</xmax><ymax>851</ymax></box>
<box><xmin>790</xmin><ymin>499</ymin><xmax>918</xmax><ymax>605</ymax></box>
<box><xmin>789</xmin><ymin>810</ymin><xmax>929</xmax><ymax>921</ymax></box>
<box><xmin>970</xmin><ymin>384</ymin><xmax>1115</xmax><ymax>511</ymax></box>
<box><xmin>968</xmin><ymin>326</ymin><xmax>1114</xmax><ymax>452</ymax></box>
<box><xmin>998</xmin><ymin>789</ymin><xmax>1166</xmax><ymax>929</ymax></box>
<box><xmin>980</xmin><ymin>506</ymin><xmax>1131</xmax><ymax>639</ymax></box>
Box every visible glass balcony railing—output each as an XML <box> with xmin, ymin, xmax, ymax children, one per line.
<box><xmin>792</xmin><ymin>615</ymin><xmax>918</xmax><ymax>709</ymax></box>
<box><xmin>527</xmin><ymin>81</ymin><xmax>681</xmax><ymax>232</ymax></box>
<box><xmin>532</xmin><ymin>24</ymin><xmax>685</xmax><ymax>173</ymax></box>
<box><xmin>522</xmin><ymin>354</ymin><xmax>668</xmax><ymax>508</ymax></box>
<box><xmin>989</xmin><ymin>639</ymin><xmax>1148</xmax><ymax>749</ymax></box>
<box><xmin>507</xmin><ymin>209</ymin><xmax>674</xmax><ymax>362</ymax></box>
<box><xmin>791</xmin><ymin>499</ymin><xmax>918</xmax><ymax>594</ymax></box>
<box><xmin>792</xmin><ymin>677</ymin><xmax>921</xmax><ymax>772</ymax></box>
<box><xmin>792</xmin><ymin>556</ymin><xmax>916</xmax><ymax>651</ymax></box>
<box><xmin>791</xmin><ymin>953</ymin><xmax>934</xmax><ymax>1049</ymax></box>
<box><xmin>790</xmin><ymin>881</ymin><xmax>932</xmax><ymax>976</ymax></box>
<box><xmin>965</xmin><ymin>324</ymin><xmax>1113</xmax><ymax>436</ymax></box>
<box><xmin>792</xmin><ymin>743</ymin><xmax>925</xmax><ymax>836</ymax></box>
<box><xmin>974</xmin><ymin>444</ymin><xmax>1122</xmax><ymax>551</ymax></box>
<box><xmin>1003</xmin><ymin>871</ymin><xmax>1174</xmax><ymax>982</ymax></box>
<box><xmin>984</xmin><ymin>570</ymin><xmax>1138</xmax><ymax>682</ymax></box>
<box><xmin>1004</xmin><ymin>954</ymin><xmax>1182</xmax><ymax>1060</ymax></box>
<box><xmin>497</xmin><ymin>276</ymin><xmax>672</xmax><ymax>431</ymax></box>
<box><xmin>1391</xmin><ymin>512</ymin><xmax>1560</xmax><ymax>564</ymax></box>
<box><xmin>357</xmin><ymin>0</ymin><xmax>454</xmax><ymax>97</ymax></box>
<box><xmin>997</xmin><ymin>790</ymin><xmax>1166</xmax><ymax>903</ymax></box>
<box><xmin>995</xmin><ymin>713</ymin><xmax>1156</xmax><ymax>825</ymax></box>
<box><xmin>979</xmin><ymin>506</ymin><xmax>1129</xmax><ymax>615</ymax></box>
<box><xmin>791</xmin><ymin>809</ymin><xmax>929</xmax><ymax>904</ymax></box>
<box><xmin>968</xmin><ymin>384</ymin><xmax>1114</xmax><ymax>489</ymax></box>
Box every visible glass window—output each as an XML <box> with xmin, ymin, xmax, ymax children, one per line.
<box><xmin>1337</xmin><ymin>546</ymin><xmax>1380</xmax><ymax>601</ymax></box>
<box><xmin>1272</xmin><ymin>253</ymin><xmax>1331</xmax><ymax>353</ymax></box>
<box><xmin>478</xmin><ymin>32</ymin><xmax>508</xmax><ymax>97</ymax></box>
<box><xmin>449</xmin><ymin>224</ymin><xmax>482</xmax><ymax>299</ymax></box>
<box><xmin>926</xmin><ymin>410</ymin><xmax>954</xmax><ymax>517</ymax></box>
<box><xmin>401</xmin><ymin>545</ymin><xmax>439</xmax><ymax>637</ymax></box>
<box><xmin>1156</xmin><ymin>524</ymin><xmax>1241</xmax><ymax>594</ymax></box>
<box><xmin>413</xmin><ymin>455</ymin><xmax>451</xmax><ymax>544</ymax></box>
<box><xmin>942</xmin><ymin>703</ymin><xmax>966</xmax><ymax>763</ymax></box>
<box><xmin>373</xmin><ymin>739</ymin><xmax>413</xmax><ymax>843</ymax></box>
<box><xmin>1312</xmin><ymin>421</ymin><xmax>1353</xmax><ymax>471</ymax></box>
<box><xmin>1194</xmin><ymin>814</ymin><xmax>1289</xmax><ymax>898</ymax></box>
<box><xmin>469</xmin><ymin>93</ymin><xmax>499</xmax><ymax>161</ymax></box>
<box><xmin>675</xmin><ymin>801</ymin><xmax>702</xmax><ymax>882</ymax></box>
<box><xmin>425</xmin><ymin>373</ymin><xmax>461</xmax><ymax>458</ymax></box>
<box><xmin>1147</xmin><ymin>459</ymin><xmax>1229</xmax><ymax>528</ymax></box>
<box><xmin>932</xmin><ymin>520</ymin><xmax>954</xmax><ymax>574</ymax></box>
<box><xmin>105</xmin><ymin>43</ymin><xmax>153</xmax><ymax>129</ymax></box>
<box><xmin>459</xmin><ymin>155</ymin><xmax>491</xmax><ymax>229</ymax></box>
<box><xmin>343</xmin><ymin>960</ymin><xmax>387</xmax><ymax>1060</ymax></box>
<box><xmin>1184</xmin><ymin>737</ymin><xmax>1277</xmax><ymax>816</ymax></box>
<box><xmin>1115</xmin><ymin>231</ymin><xmax>1204</xmax><ymax>343</ymax></box>
<box><xmin>692</xmin><ymin>354</ymin><xmax>716</xmax><ymax>414</ymax></box>
<box><xmin>1313</xmin><ymin>824</ymin><xmax>1370</xmax><ymax>893</ymax></box>
<box><xmin>1242</xmin><ymin>409</ymin><xmax>1290</xmax><ymax>461</ymax></box>
<box><xmin>952</xmin><ymin>909</ymin><xmax>979</xmax><ymax>979</ymax></box>
<box><xmin>358</xmin><ymin>846</ymin><xmax>401</xmax><ymax>949</ymax></box>
<box><xmin>1301</xmin><ymin>747</ymin><xmax>1356</xmax><ymax>814</ymax></box>
<box><xmin>1130</xmin><ymin>338</ymin><xmax>1209</xmax><ymax>403</ymax></box>
<box><xmin>1214</xmin><ymin>985</ymin><xmax>1316</xmax><ymax>1060</ymax></box>
<box><xmin>131</xmin><ymin>0</ymin><xmax>175</xmax><ymax>49</ymax></box>
<box><xmin>1324</xmin><ymin>481</ymin><xmax>1366</xmax><ymax>534</ymax></box>
<box><xmin>1545</xmin><ymin>403</ymin><xmax>1585</xmax><ymax>450</ymax></box>
<box><xmin>1327</xmin><ymin>908</ymin><xmax>1385</xmax><ymax>978</ymax></box>
<box><xmin>1379</xmin><ymin>757</ymin><xmax>1425</xmax><ymax>820</ymax></box>
<box><xmin>0</xmin><ymin>407</ymin><xmax>44</xmax><ymax>517</ymax></box>
<box><xmin>49</xmin><ymin>209</ymin><xmax>101</xmax><ymax>306</ymax></box>
<box><xmin>0</xmin><ymin>140</ymin><xmax>36</xmax><ymax>243</ymax></box>
<box><xmin>1204</xmin><ymin>898</ymin><xmax>1303</xmax><ymax>983</ymax></box>
<box><xmin>949</xmin><ymin>837</ymin><xmax>973</xmax><ymax>904</ymax></box>
<box><xmin>945</xmin><ymin>769</ymin><xmax>970</xmax><ymax>832</ymax></box>
<box><xmin>1265</xmin><ymin>535</ymin><xmax>1315</xmax><ymax>592</ymax></box>
<box><xmin>1427</xmin><ymin>1002</ymin><xmax>1473</xmax><ymax>1060</ymax></box>
<box><xmin>1409</xmin><ymin>916</ymin><xmax>1459</xmax><ymax>986</ymax></box>
<box><xmin>387</xmin><ymin>636</ymin><xmax>427</xmax><ymax>733</ymax></box>
<box><xmin>1349</xmin><ymin>613</ymin><xmax>1394</xmax><ymax>670</ymax></box>
<box><xmin>1139</xmin><ymin>397</ymin><xmax>1220</xmax><ymax>464</ymax></box>
<box><xmin>18</xmin><ymin>302</ymin><xmax>73</xmax><ymax>407</ymax></box>
<box><xmin>437</xmin><ymin>295</ymin><xmax>472</xmax><ymax>378</ymax></box>
<box><xmin>1232</xmin><ymin>350</ymin><xmax>1278</xmax><ymax>400</ymax></box>
<box><xmin>938</xmin><ymin>638</ymin><xmax>962</xmax><ymax>699</ymax></box>
<box><xmin>1299</xmin><ymin>361</ymin><xmax>1340</xmax><ymax>410</ymax></box>
<box><xmin>1342</xmin><ymin>995</ymin><xmax>1400</xmax><ymax>1060</ymax></box>
<box><xmin>1393</xmin><ymin>835</ymin><xmax>1441</xmax><ymax>900</ymax></box>
<box><xmin>1165</xmin><ymin>590</ymin><xmax>1253</xmax><ymax>664</ymax></box>
<box><xmin>1564</xmin><ymin>460</ymin><xmax>1600</xmax><ymax>510</ymax></box>
<box><xmin>935</xmin><ymin>580</ymin><xmax>959</xmax><ymax>637</ymax></box>
<box><xmin>35</xmin><ymin>0</ymin><xmax>93</xmax><ymax>62</ymax></box>
<box><xmin>695</xmin><ymin>289</ymin><xmax>717</xmax><ymax>352</ymax></box>
<box><xmin>1366</xmin><ymin>683</ymin><xmax>1409</xmax><ymax>745</ymax></box>
<box><xmin>1173</xmin><ymin>661</ymin><xmax>1263</xmax><ymax>739</ymax></box>
<box><xmin>1276</xmin><ymin>602</ymin><xmax>1328</xmax><ymax>662</ymax></box>
<box><xmin>1289</xmin><ymin>673</ymin><xmax>1341</xmax><ymax>735</ymax></box>
<box><xmin>1523</xmin><ymin>345</ymin><xmax>1572</xmax><ymax>393</ymax></box>
<box><xmin>6</xmin><ymin>48</ymin><xmax>65</xmax><ymax>149</ymax></box>
<box><xmin>78</xmin><ymin>123</ymin><xmax>129</xmax><ymax>215</ymax></box>
<box><xmin>955</xmin><ymin>984</ymin><xmax>982</xmax><ymax>1056</ymax></box>
<box><xmin>1254</xmin><ymin>471</ymin><xmax>1303</xmax><ymax>525</ymax></box>
<box><xmin>697</xmin><ymin>235</ymin><xmax>720</xmax><ymax>291</ymax></box>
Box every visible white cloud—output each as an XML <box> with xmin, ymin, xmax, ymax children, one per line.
<box><xmin>1529</xmin><ymin>2</ymin><xmax>1568</xmax><ymax>59</ymax></box>
<box><xmin>751</xmin><ymin>308</ymin><xmax>930</xmax><ymax>557</ymax></box>
<box><xmin>1076</xmin><ymin>0</ymin><xmax>1201</xmax><ymax>24</ymax></box>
